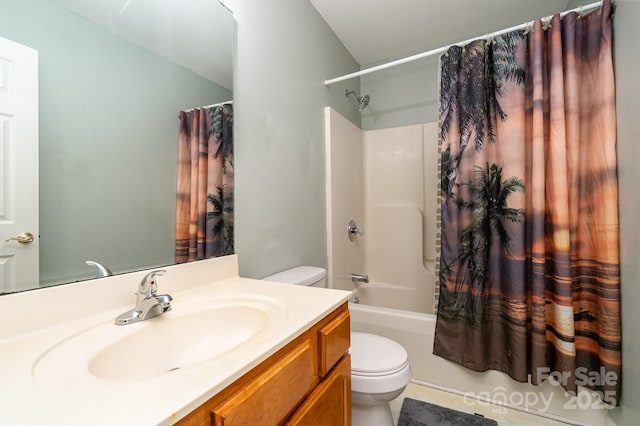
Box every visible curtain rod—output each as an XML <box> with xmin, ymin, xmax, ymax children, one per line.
<box><xmin>183</xmin><ymin>100</ymin><xmax>233</xmax><ymax>112</ymax></box>
<box><xmin>324</xmin><ymin>1</ymin><xmax>602</xmax><ymax>86</ymax></box>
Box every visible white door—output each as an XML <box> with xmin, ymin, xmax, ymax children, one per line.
<box><xmin>0</xmin><ymin>36</ymin><xmax>39</xmax><ymax>293</ymax></box>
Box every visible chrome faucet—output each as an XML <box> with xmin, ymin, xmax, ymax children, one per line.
<box><xmin>85</xmin><ymin>260</ymin><xmax>113</xmax><ymax>278</ymax></box>
<box><xmin>351</xmin><ymin>273</ymin><xmax>369</xmax><ymax>284</ymax></box>
<box><xmin>115</xmin><ymin>270</ymin><xmax>173</xmax><ymax>325</ymax></box>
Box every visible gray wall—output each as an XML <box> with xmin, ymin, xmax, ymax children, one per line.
<box><xmin>564</xmin><ymin>0</ymin><xmax>640</xmax><ymax>423</ymax></box>
<box><xmin>359</xmin><ymin>0</ymin><xmax>639</xmax><ymax>422</ymax></box>
<box><xmin>229</xmin><ymin>0</ymin><xmax>360</xmax><ymax>278</ymax></box>
<box><xmin>0</xmin><ymin>0</ymin><xmax>231</xmax><ymax>285</ymax></box>
<box><xmin>359</xmin><ymin>1</ymin><xmax>599</xmax><ymax>132</ymax></box>
<box><xmin>360</xmin><ymin>55</ymin><xmax>440</xmax><ymax>130</ymax></box>
<box><xmin>230</xmin><ymin>0</ymin><xmax>640</xmax><ymax>422</ymax></box>
<box><xmin>608</xmin><ymin>1</ymin><xmax>640</xmax><ymax>424</ymax></box>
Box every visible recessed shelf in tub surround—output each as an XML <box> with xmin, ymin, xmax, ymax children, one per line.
<box><xmin>0</xmin><ymin>255</ymin><xmax>352</xmax><ymax>425</ymax></box>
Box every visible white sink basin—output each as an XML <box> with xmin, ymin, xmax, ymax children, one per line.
<box><xmin>32</xmin><ymin>294</ymin><xmax>286</xmax><ymax>384</ymax></box>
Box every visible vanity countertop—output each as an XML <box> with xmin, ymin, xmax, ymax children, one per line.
<box><xmin>0</xmin><ymin>255</ymin><xmax>351</xmax><ymax>425</ymax></box>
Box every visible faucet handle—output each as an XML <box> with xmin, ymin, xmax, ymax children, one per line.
<box><xmin>139</xmin><ymin>269</ymin><xmax>166</xmax><ymax>295</ymax></box>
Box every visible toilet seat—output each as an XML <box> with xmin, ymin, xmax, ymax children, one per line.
<box><xmin>352</xmin><ymin>362</ymin><xmax>409</xmax><ymax>377</ymax></box>
<box><xmin>350</xmin><ymin>332</ymin><xmax>412</xmax><ymax>395</ymax></box>
<box><xmin>350</xmin><ymin>332</ymin><xmax>409</xmax><ymax>376</ymax></box>
<box><xmin>351</xmin><ymin>363</ymin><xmax>412</xmax><ymax>394</ymax></box>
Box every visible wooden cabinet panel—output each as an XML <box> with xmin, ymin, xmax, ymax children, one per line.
<box><xmin>286</xmin><ymin>355</ymin><xmax>351</xmax><ymax>426</ymax></box>
<box><xmin>211</xmin><ymin>338</ymin><xmax>317</xmax><ymax>426</ymax></box>
<box><xmin>318</xmin><ymin>309</ymin><xmax>350</xmax><ymax>377</ymax></box>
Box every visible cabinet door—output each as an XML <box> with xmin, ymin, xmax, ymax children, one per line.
<box><xmin>211</xmin><ymin>338</ymin><xmax>317</xmax><ymax>426</ymax></box>
<box><xmin>318</xmin><ymin>310</ymin><xmax>350</xmax><ymax>377</ymax></box>
<box><xmin>285</xmin><ymin>355</ymin><xmax>351</xmax><ymax>426</ymax></box>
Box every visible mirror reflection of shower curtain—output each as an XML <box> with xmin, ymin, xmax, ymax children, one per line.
<box><xmin>175</xmin><ymin>104</ymin><xmax>234</xmax><ymax>263</ymax></box>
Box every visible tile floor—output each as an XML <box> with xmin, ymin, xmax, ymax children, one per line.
<box><xmin>389</xmin><ymin>382</ymin><xmax>575</xmax><ymax>426</ymax></box>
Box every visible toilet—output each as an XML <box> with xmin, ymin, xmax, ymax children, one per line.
<box><xmin>263</xmin><ymin>265</ymin><xmax>328</xmax><ymax>288</ymax></box>
<box><xmin>349</xmin><ymin>331</ymin><xmax>411</xmax><ymax>426</ymax></box>
<box><xmin>264</xmin><ymin>266</ymin><xmax>412</xmax><ymax>426</ymax></box>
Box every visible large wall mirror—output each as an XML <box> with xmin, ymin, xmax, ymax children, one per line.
<box><xmin>0</xmin><ymin>0</ymin><xmax>233</xmax><ymax>294</ymax></box>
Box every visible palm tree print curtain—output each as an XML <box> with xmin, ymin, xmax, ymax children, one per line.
<box><xmin>434</xmin><ymin>0</ymin><xmax>621</xmax><ymax>404</ymax></box>
<box><xmin>176</xmin><ymin>104</ymin><xmax>234</xmax><ymax>263</ymax></box>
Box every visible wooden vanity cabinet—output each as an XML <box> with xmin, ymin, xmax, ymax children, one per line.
<box><xmin>285</xmin><ymin>355</ymin><xmax>351</xmax><ymax>426</ymax></box>
<box><xmin>176</xmin><ymin>303</ymin><xmax>351</xmax><ymax>426</ymax></box>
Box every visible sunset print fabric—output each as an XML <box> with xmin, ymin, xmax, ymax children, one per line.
<box><xmin>433</xmin><ymin>0</ymin><xmax>621</xmax><ymax>403</ymax></box>
<box><xmin>176</xmin><ymin>104</ymin><xmax>234</xmax><ymax>263</ymax></box>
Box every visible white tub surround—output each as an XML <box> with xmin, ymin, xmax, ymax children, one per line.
<box><xmin>325</xmin><ymin>107</ymin><xmax>438</xmax><ymax>314</ymax></box>
<box><xmin>0</xmin><ymin>255</ymin><xmax>352</xmax><ymax>425</ymax></box>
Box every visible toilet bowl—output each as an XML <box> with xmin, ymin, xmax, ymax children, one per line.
<box><xmin>350</xmin><ymin>331</ymin><xmax>411</xmax><ymax>426</ymax></box>
<box><xmin>263</xmin><ymin>267</ymin><xmax>411</xmax><ymax>426</ymax></box>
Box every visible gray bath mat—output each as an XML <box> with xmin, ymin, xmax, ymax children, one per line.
<box><xmin>397</xmin><ymin>397</ymin><xmax>498</xmax><ymax>426</ymax></box>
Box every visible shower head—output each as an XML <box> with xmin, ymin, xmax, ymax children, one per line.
<box><xmin>345</xmin><ymin>89</ymin><xmax>370</xmax><ymax>111</ymax></box>
<box><xmin>358</xmin><ymin>94</ymin><xmax>370</xmax><ymax>110</ymax></box>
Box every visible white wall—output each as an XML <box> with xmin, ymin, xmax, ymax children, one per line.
<box><xmin>227</xmin><ymin>0</ymin><xmax>361</xmax><ymax>279</ymax></box>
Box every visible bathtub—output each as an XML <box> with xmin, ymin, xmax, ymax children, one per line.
<box><xmin>348</xmin><ymin>287</ymin><xmax>611</xmax><ymax>426</ymax></box>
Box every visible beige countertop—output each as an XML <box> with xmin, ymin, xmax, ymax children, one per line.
<box><xmin>0</xmin><ymin>255</ymin><xmax>351</xmax><ymax>425</ymax></box>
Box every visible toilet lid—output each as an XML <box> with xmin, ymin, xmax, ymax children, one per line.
<box><xmin>350</xmin><ymin>332</ymin><xmax>408</xmax><ymax>376</ymax></box>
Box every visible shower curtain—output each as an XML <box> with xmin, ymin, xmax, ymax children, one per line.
<box><xmin>434</xmin><ymin>0</ymin><xmax>621</xmax><ymax>404</ymax></box>
<box><xmin>175</xmin><ymin>104</ymin><xmax>234</xmax><ymax>263</ymax></box>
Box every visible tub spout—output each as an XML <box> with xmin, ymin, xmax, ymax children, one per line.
<box><xmin>351</xmin><ymin>273</ymin><xmax>369</xmax><ymax>284</ymax></box>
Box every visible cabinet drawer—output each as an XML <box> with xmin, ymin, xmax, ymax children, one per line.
<box><xmin>318</xmin><ymin>309</ymin><xmax>350</xmax><ymax>377</ymax></box>
<box><xmin>285</xmin><ymin>355</ymin><xmax>351</xmax><ymax>426</ymax></box>
<box><xmin>211</xmin><ymin>338</ymin><xmax>317</xmax><ymax>426</ymax></box>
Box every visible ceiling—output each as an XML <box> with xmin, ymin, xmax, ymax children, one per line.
<box><xmin>47</xmin><ymin>0</ymin><xmax>598</xmax><ymax>89</ymax></box>
<box><xmin>308</xmin><ymin>0</ymin><xmax>594</xmax><ymax>67</ymax></box>
<box><xmin>51</xmin><ymin>0</ymin><xmax>234</xmax><ymax>90</ymax></box>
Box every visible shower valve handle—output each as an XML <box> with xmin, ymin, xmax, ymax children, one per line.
<box><xmin>347</xmin><ymin>219</ymin><xmax>364</xmax><ymax>241</ymax></box>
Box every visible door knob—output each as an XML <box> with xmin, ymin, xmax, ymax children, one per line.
<box><xmin>5</xmin><ymin>232</ymin><xmax>35</xmax><ymax>245</ymax></box>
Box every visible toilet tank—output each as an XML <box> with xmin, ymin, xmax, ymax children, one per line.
<box><xmin>263</xmin><ymin>266</ymin><xmax>327</xmax><ymax>288</ymax></box>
